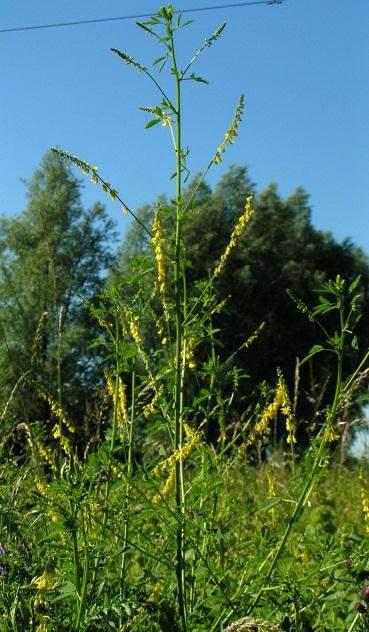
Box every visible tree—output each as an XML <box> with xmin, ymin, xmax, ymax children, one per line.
<box><xmin>112</xmin><ymin>164</ymin><xmax>369</xmax><ymax>446</ymax></box>
<box><xmin>0</xmin><ymin>150</ymin><xmax>116</xmax><ymax>438</ymax></box>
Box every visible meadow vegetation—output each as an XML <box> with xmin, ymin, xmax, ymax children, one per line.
<box><xmin>0</xmin><ymin>5</ymin><xmax>369</xmax><ymax>631</ymax></box>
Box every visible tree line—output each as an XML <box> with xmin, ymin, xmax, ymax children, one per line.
<box><xmin>1</xmin><ymin>151</ymin><xmax>368</xmax><ymax>451</ymax></box>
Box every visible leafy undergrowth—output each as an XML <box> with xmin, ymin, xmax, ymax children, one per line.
<box><xmin>0</xmin><ymin>453</ymin><xmax>368</xmax><ymax>631</ymax></box>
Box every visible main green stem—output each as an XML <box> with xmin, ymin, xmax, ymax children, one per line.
<box><xmin>171</xmin><ymin>24</ymin><xmax>187</xmax><ymax>631</ymax></box>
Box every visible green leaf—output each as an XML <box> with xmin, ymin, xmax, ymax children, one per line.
<box><xmin>349</xmin><ymin>274</ymin><xmax>361</xmax><ymax>294</ymax></box>
<box><xmin>51</xmin><ymin>581</ymin><xmax>77</xmax><ymax>603</ymax></box>
<box><xmin>145</xmin><ymin>118</ymin><xmax>161</xmax><ymax>129</ymax></box>
<box><xmin>136</xmin><ymin>22</ymin><xmax>157</xmax><ymax>38</ymax></box>
<box><xmin>258</xmin><ymin>497</ymin><xmax>282</xmax><ymax>512</ymax></box>
<box><xmin>190</xmin><ymin>73</ymin><xmax>209</xmax><ymax>85</ymax></box>
<box><xmin>153</xmin><ymin>55</ymin><xmax>167</xmax><ymax>66</ymax></box>
<box><xmin>299</xmin><ymin>344</ymin><xmax>326</xmax><ymax>367</ymax></box>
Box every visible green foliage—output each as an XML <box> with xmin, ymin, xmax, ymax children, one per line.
<box><xmin>113</xmin><ymin>167</ymin><xmax>369</xmax><ymax>446</ymax></box>
<box><xmin>0</xmin><ymin>150</ymin><xmax>116</xmax><ymax>439</ymax></box>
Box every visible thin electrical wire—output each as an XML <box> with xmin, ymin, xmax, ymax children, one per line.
<box><xmin>0</xmin><ymin>1</ymin><xmax>284</xmax><ymax>34</ymax></box>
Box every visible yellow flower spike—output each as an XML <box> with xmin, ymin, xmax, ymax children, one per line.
<box><xmin>52</xmin><ymin>424</ymin><xmax>60</xmax><ymax>439</ymax></box>
<box><xmin>36</xmin><ymin>442</ymin><xmax>56</xmax><ymax>470</ymax></box>
<box><xmin>48</xmin><ymin>509</ymin><xmax>59</xmax><ymax>523</ymax></box>
<box><xmin>247</xmin><ymin>369</ymin><xmax>295</xmax><ymax>447</ymax></box>
<box><xmin>214</xmin><ymin>194</ymin><xmax>254</xmax><ymax>278</ymax></box>
<box><xmin>360</xmin><ymin>467</ymin><xmax>369</xmax><ymax>534</ymax></box>
<box><xmin>185</xmin><ymin>337</ymin><xmax>197</xmax><ymax>370</ymax></box>
<box><xmin>152</xmin><ymin>469</ymin><xmax>175</xmax><ymax>505</ymax></box>
<box><xmin>34</xmin><ymin>474</ymin><xmax>49</xmax><ymax>497</ymax></box>
<box><xmin>324</xmin><ymin>425</ymin><xmax>339</xmax><ymax>443</ymax></box>
<box><xmin>152</xmin><ymin>422</ymin><xmax>201</xmax><ymax>482</ymax></box>
<box><xmin>151</xmin><ymin>206</ymin><xmax>167</xmax><ymax>296</ymax></box>
<box><xmin>36</xmin><ymin>386</ymin><xmax>75</xmax><ymax>433</ymax></box>
<box><xmin>149</xmin><ymin>580</ymin><xmax>165</xmax><ymax>603</ymax></box>
<box><xmin>106</xmin><ymin>373</ymin><xmax>128</xmax><ymax>430</ymax></box>
<box><xmin>214</xmin><ymin>94</ymin><xmax>244</xmax><ymax>164</ymax></box>
<box><xmin>276</xmin><ymin>370</ymin><xmax>296</xmax><ymax>445</ymax></box>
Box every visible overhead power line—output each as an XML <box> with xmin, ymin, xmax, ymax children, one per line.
<box><xmin>0</xmin><ymin>1</ymin><xmax>284</xmax><ymax>34</ymax></box>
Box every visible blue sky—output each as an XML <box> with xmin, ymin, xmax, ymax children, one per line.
<box><xmin>0</xmin><ymin>0</ymin><xmax>368</xmax><ymax>251</ymax></box>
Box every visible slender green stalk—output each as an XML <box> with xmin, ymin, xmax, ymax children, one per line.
<box><xmin>57</xmin><ymin>305</ymin><xmax>63</xmax><ymax>464</ymax></box>
<box><xmin>70</xmin><ymin>507</ymin><xmax>81</xmax><ymax>619</ymax></box>
<box><xmin>91</xmin><ymin>315</ymin><xmax>121</xmax><ymax>591</ymax></box>
<box><xmin>170</xmin><ymin>17</ymin><xmax>187</xmax><ymax>630</ymax></box>
<box><xmin>347</xmin><ymin>612</ymin><xmax>360</xmax><ymax>632</ymax></box>
<box><xmin>246</xmin><ymin>307</ymin><xmax>345</xmax><ymax>616</ymax></box>
<box><xmin>76</xmin><ymin>507</ymin><xmax>89</xmax><ymax>631</ymax></box>
<box><xmin>120</xmin><ymin>362</ymin><xmax>136</xmax><ymax>598</ymax></box>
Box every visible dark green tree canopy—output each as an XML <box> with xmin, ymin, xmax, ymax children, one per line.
<box><xmin>112</xmin><ymin>164</ymin><xmax>369</xmax><ymax>444</ymax></box>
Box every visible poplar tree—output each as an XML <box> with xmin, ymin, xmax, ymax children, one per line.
<box><xmin>0</xmin><ymin>150</ymin><xmax>116</xmax><ymax>434</ymax></box>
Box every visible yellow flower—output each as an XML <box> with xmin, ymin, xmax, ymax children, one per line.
<box><xmin>152</xmin><ymin>423</ymin><xmax>202</xmax><ymax>504</ymax></box>
<box><xmin>34</xmin><ymin>570</ymin><xmax>54</xmax><ymax>591</ymax></box>
<box><xmin>151</xmin><ymin>207</ymin><xmax>166</xmax><ymax>296</ymax></box>
<box><xmin>152</xmin><ymin>469</ymin><xmax>175</xmax><ymax>505</ymax></box>
<box><xmin>185</xmin><ymin>337</ymin><xmax>197</xmax><ymax>370</ymax></box>
<box><xmin>36</xmin><ymin>442</ymin><xmax>56</xmax><ymax>470</ymax></box>
<box><xmin>276</xmin><ymin>370</ymin><xmax>295</xmax><ymax>444</ymax></box>
<box><xmin>34</xmin><ymin>474</ymin><xmax>49</xmax><ymax>497</ymax></box>
<box><xmin>324</xmin><ymin>425</ymin><xmax>339</xmax><ymax>443</ymax></box>
<box><xmin>247</xmin><ymin>370</ymin><xmax>295</xmax><ymax>446</ymax></box>
<box><xmin>149</xmin><ymin>579</ymin><xmax>165</xmax><ymax>603</ymax></box>
<box><xmin>214</xmin><ymin>94</ymin><xmax>244</xmax><ymax>164</ymax></box>
<box><xmin>143</xmin><ymin>386</ymin><xmax>162</xmax><ymax>419</ymax></box>
<box><xmin>106</xmin><ymin>374</ymin><xmax>127</xmax><ymax>430</ymax></box>
<box><xmin>36</xmin><ymin>386</ymin><xmax>75</xmax><ymax>433</ymax></box>
<box><xmin>359</xmin><ymin>467</ymin><xmax>369</xmax><ymax>534</ymax></box>
<box><xmin>214</xmin><ymin>194</ymin><xmax>254</xmax><ymax>278</ymax></box>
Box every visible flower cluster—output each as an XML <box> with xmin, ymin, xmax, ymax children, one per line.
<box><xmin>151</xmin><ymin>207</ymin><xmax>166</xmax><ymax>296</ymax></box>
<box><xmin>276</xmin><ymin>369</ymin><xmax>295</xmax><ymax>444</ymax></box>
<box><xmin>106</xmin><ymin>373</ymin><xmax>128</xmax><ymax>430</ymax></box>
<box><xmin>52</xmin><ymin>424</ymin><xmax>72</xmax><ymax>457</ymax></box>
<box><xmin>152</xmin><ymin>423</ymin><xmax>202</xmax><ymax>504</ymax></box>
<box><xmin>36</xmin><ymin>441</ymin><xmax>56</xmax><ymax>471</ymax></box>
<box><xmin>360</xmin><ymin>467</ymin><xmax>369</xmax><ymax>534</ymax></box>
<box><xmin>122</xmin><ymin>306</ymin><xmax>143</xmax><ymax>348</ymax></box>
<box><xmin>213</xmin><ymin>94</ymin><xmax>244</xmax><ymax>165</ymax></box>
<box><xmin>214</xmin><ymin>194</ymin><xmax>254</xmax><ymax>278</ymax></box>
<box><xmin>247</xmin><ymin>370</ymin><xmax>295</xmax><ymax>446</ymax></box>
<box><xmin>37</xmin><ymin>385</ymin><xmax>75</xmax><ymax>433</ymax></box>
<box><xmin>51</xmin><ymin>149</ymin><xmax>125</xmax><ymax>211</ymax></box>
<box><xmin>185</xmin><ymin>336</ymin><xmax>197</xmax><ymax>370</ymax></box>
<box><xmin>143</xmin><ymin>385</ymin><xmax>164</xmax><ymax>419</ymax></box>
